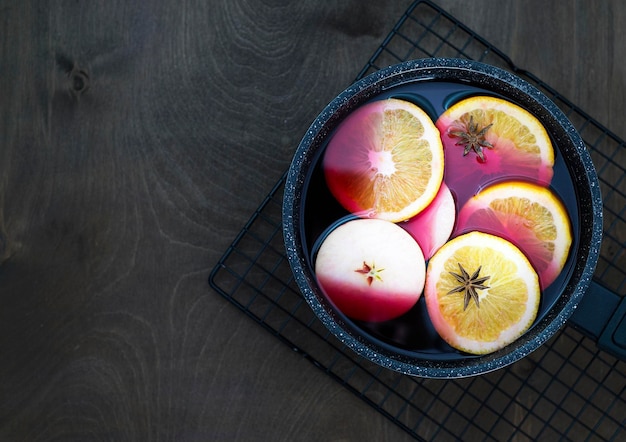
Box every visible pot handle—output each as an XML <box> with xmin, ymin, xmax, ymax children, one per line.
<box><xmin>568</xmin><ymin>280</ymin><xmax>626</xmax><ymax>360</ymax></box>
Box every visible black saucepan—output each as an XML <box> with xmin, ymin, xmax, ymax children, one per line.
<box><xmin>282</xmin><ymin>58</ymin><xmax>603</xmax><ymax>378</ymax></box>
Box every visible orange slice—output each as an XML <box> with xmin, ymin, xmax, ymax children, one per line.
<box><xmin>436</xmin><ymin>95</ymin><xmax>554</xmax><ymax>206</ymax></box>
<box><xmin>323</xmin><ymin>98</ymin><xmax>444</xmax><ymax>222</ymax></box>
<box><xmin>424</xmin><ymin>231</ymin><xmax>541</xmax><ymax>355</ymax></box>
<box><xmin>455</xmin><ymin>181</ymin><xmax>572</xmax><ymax>290</ymax></box>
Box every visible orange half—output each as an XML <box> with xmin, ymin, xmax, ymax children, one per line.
<box><xmin>425</xmin><ymin>231</ymin><xmax>541</xmax><ymax>355</ymax></box>
<box><xmin>436</xmin><ymin>95</ymin><xmax>555</xmax><ymax>206</ymax></box>
<box><xmin>455</xmin><ymin>181</ymin><xmax>572</xmax><ymax>289</ymax></box>
<box><xmin>323</xmin><ymin>98</ymin><xmax>444</xmax><ymax>222</ymax></box>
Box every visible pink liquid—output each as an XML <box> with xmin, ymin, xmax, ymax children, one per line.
<box><xmin>439</xmin><ymin>130</ymin><xmax>554</xmax><ymax>209</ymax></box>
<box><xmin>303</xmin><ymin>81</ymin><xmax>579</xmax><ymax>357</ymax></box>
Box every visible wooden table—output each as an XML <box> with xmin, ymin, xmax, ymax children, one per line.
<box><xmin>2</xmin><ymin>1</ymin><xmax>625</xmax><ymax>440</ymax></box>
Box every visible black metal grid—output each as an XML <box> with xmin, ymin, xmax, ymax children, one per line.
<box><xmin>209</xmin><ymin>1</ymin><xmax>626</xmax><ymax>440</ymax></box>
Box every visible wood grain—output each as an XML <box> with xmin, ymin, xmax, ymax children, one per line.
<box><xmin>1</xmin><ymin>1</ymin><xmax>624</xmax><ymax>440</ymax></box>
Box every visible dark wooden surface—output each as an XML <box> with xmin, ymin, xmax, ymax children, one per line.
<box><xmin>1</xmin><ymin>1</ymin><xmax>625</xmax><ymax>440</ymax></box>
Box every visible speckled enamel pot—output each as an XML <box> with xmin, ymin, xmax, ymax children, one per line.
<box><xmin>282</xmin><ymin>58</ymin><xmax>602</xmax><ymax>378</ymax></box>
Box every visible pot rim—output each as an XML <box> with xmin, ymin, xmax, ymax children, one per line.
<box><xmin>282</xmin><ymin>58</ymin><xmax>603</xmax><ymax>378</ymax></box>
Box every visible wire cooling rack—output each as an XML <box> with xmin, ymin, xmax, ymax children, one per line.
<box><xmin>210</xmin><ymin>1</ymin><xmax>626</xmax><ymax>440</ymax></box>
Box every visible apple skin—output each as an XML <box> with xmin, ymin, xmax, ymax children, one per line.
<box><xmin>315</xmin><ymin>218</ymin><xmax>425</xmax><ymax>322</ymax></box>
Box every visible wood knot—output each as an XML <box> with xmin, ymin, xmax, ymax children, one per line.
<box><xmin>70</xmin><ymin>68</ymin><xmax>90</xmax><ymax>94</ymax></box>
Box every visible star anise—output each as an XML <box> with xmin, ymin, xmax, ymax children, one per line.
<box><xmin>449</xmin><ymin>115</ymin><xmax>494</xmax><ymax>162</ymax></box>
<box><xmin>355</xmin><ymin>261</ymin><xmax>384</xmax><ymax>286</ymax></box>
<box><xmin>447</xmin><ymin>263</ymin><xmax>491</xmax><ymax>310</ymax></box>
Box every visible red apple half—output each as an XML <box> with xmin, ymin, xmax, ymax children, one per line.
<box><xmin>399</xmin><ymin>182</ymin><xmax>456</xmax><ymax>259</ymax></box>
<box><xmin>315</xmin><ymin>218</ymin><xmax>425</xmax><ymax>322</ymax></box>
